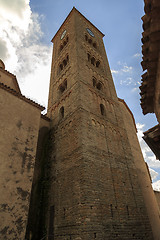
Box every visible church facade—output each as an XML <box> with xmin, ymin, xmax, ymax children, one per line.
<box><xmin>0</xmin><ymin>7</ymin><xmax>160</xmax><ymax>240</ymax></box>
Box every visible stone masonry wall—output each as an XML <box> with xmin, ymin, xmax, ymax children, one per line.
<box><xmin>119</xmin><ymin>99</ymin><xmax>160</xmax><ymax>240</ymax></box>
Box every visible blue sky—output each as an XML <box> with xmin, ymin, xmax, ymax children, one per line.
<box><xmin>0</xmin><ymin>0</ymin><xmax>160</xmax><ymax>190</ymax></box>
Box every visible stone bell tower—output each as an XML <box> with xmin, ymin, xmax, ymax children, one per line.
<box><xmin>47</xmin><ymin>7</ymin><xmax>153</xmax><ymax>240</ymax></box>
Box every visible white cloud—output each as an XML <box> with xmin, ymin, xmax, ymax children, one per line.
<box><xmin>152</xmin><ymin>180</ymin><xmax>160</xmax><ymax>191</ymax></box>
<box><xmin>136</xmin><ymin>123</ymin><xmax>160</xmax><ymax>187</ymax></box>
<box><xmin>112</xmin><ymin>62</ymin><xmax>134</xmax><ymax>86</ymax></box>
<box><xmin>111</xmin><ymin>69</ymin><xmax>119</xmax><ymax>74</ymax></box>
<box><xmin>131</xmin><ymin>87</ymin><xmax>139</xmax><ymax>92</ymax></box>
<box><xmin>120</xmin><ymin>77</ymin><xmax>134</xmax><ymax>86</ymax></box>
<box><xmin>112</xmin><ymin>62</ymin><xmax>133</xmax><ymax>76</ymax></box>
<box><xmin>149</xmin><ymin>168</ymin><xmax>158</xmax><ymax>181</ymax></box>
<box><xmin>136</xmin><ymin>123</ymin><xmax>160</xmax><ymax>191</ymax></box>
<box><xmin>122</xmin><ymin>65</ymin><xmax>133</xmax><ymax>73</ymax></box>
<box><xmin>133</xmin><ymin>53</ymin><xmax>141</xmax><ymax>58</ymax></box>
<box><xmin>0</xmin><ymin>0</ymin><xmax>31</xmax><ymax>30</ymax></box>
<box><xmin>0</xmin><ymin>0</ymin><xmax>52</xmax><ymax>109</ymax></box>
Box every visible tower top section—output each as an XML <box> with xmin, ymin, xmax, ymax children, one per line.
<box><xmin>51</xmin><ymin>7</ymin><xmax>104</xmax><ymax>43</ymax></box>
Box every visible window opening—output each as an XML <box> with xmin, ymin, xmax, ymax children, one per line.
<box><xmin>63</xmin><ymin>59</ymin><xmax>67</xmax><ymax>67</ymax></box>
<box><xmin>91</xmin><ymin>57</ymin><xmax>95</xmax><ymax>65</ymax></box>
<box><xmin>60</xmin><ymin>64</ymin><xmax>63</xmax><ymax>71</ymax></box>
<box><xmin>97</xmin><ymin>82</ymin><xmax>102</xmax><ymax>90</ymax></box>
<box><xmin>63</xmin><ymin>41</ymin><xmax>67</xmax><ymax>46</ymax></box>
<box><xmin>60</xmin><ymin>106</ymin><xmax>64</xmax><ymax>119</ymax></box>
<box><xmin>96</xmin><ymin>61</ymin><xmax>100</xmax><ymax>68</ymax></box>
<box><xmin>85</xmin><ymin>35</ymin><xmax>88</xmax><ymax>41</ymax></box>
<box><xmin>92</xmin><ymin>78</ymin><xmax>96</xmax><ymax>87</ymax></box>
<box><xmin>93</xmin><ymin>42</ymin><xmax>97</xmax><ymax>48</ymax></box>
<box><xmin>66</xmin><ymin>55</ymin><xmax>69</xmax><ymax>62</ymax></box>
<box><xmin>110</xmin><ymin>204</ymin><xmax>113</xmax><ymax>217</ymax></box>
<box><xmin>87</xmin><ymin>53</ymin><xmax>91</xmax><ymax>61</ymax></box>
<box><xmin>100</xmin><ymin>104</ymin><xmax>105</xmax><ymax>116</ymax></box>
<box><xmin>126</xmin><ymin>205</ymin><xmax>129</xmax><ymax>217</ymax></box>
<box><xmin>59</xmin><ymin>85</ymin><xmax>65</xmax><ymax>93</ymax></box>
<box><xmin>88</xmin><ymin>39</ymin><xmax>92</xmax><ymax>44</ymax></box>
<box><xmin>64</xmin><ymin>79</ymin><xmax>67</xmax><ymax>88</ymax></box>
<box><xmin>63</xmin><ymin>208</ymin><xmax>66</xmax><ymax>218</ymax></box>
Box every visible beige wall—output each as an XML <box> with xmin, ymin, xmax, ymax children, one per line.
<box><xmin>0</xmin><ymin>88</ymin><xmax>41</xmax><ymax>239</ymax></box>
<box><xmin>119</xmin><ymin>100</ymin><xmax>160</xmax><ymax>240</ymax></box>
<box><xmin>0</xmin><ymin>70</ymin><xmax>19</xmax><ymax>92</ymax></box>
<box><xmin>155</xmin><ymin>191</ymin><xmax>160</xmax><ymax>210</ymax></box>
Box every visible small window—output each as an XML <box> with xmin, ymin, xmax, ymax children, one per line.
<box><xmin>96</xmin><ymin>61</ymin><xmax>100</xmax><ymax>68</ymax></box>
<box><xmin>59</xmin><ymin>79</ymin><xmax>67</xmax><ymax>95</ymax></box>
<box><xmin>60</xmin><ymin>106</ymin><xmax>64</xmax><ymax>119</ymax></box>
<box><xmin>60</xmin><ymin>45</ymin><xmax>63</xmax><ymax>51</ymax></box>
<box><xmin>97</xmin><ymin>82</ymin><xmax>102</xmax><ymax>90</ymax></box>
<box><xmin>88</xmin><ymin>39</ymin><xmax>92</xmax><ymax>44</ymax></box>
<box><xmin>85</xmin><ymin>35</ymin><xmax>88</xmax><ymax>41</ymax></box>
<box><xmin>66</xmin><ymin>55</ymin><xmax>69</xmax><ymax>62</ymax></box>
<box><xmin>63</xmin><ymin>41</ymin><xmax>67</xmax><ymax>46</ymax></box>
<box><xmin>64</xmin><ymin>79</ymin><xmax>67</xmax><ymax>88</ymax></box>
<box><xmin>60</xmin><ymin>64</ymin><xmax>63</xmax><ymax>71</ymax></box>
<box><xmin>92</xmin><ymin>78</ymin><xmax>96</xmax><ymax>87</ymax></box>
<box><xmin>63</xmin><ymin>59</ymin><xmax>67</xmax><ymax>67</ymax></box>
<box><xmin>93</xmin><ymin>42</ymin><xmax>97</xmax><ymax>48</ymax></box>
<box><xmin>87</xmin><ymin>53</ymin><xmax>90</xmax><ymax>61</ymax></box>
<box><xmin>66</xmin><ymin>36</ymin><xmax>69</xmax><ymax>42</ymax></box>
<box><xmin>91</xmin><ymin>57</ymin><xmax>95</xmax><ymax>65</ymax></box>
<box><xmin>100</xmin><ymin>104</ymin><xmax>105</xmax><ymax>116</ymax></box>
<box><xmin>59</xmin><ymin>85</ymin><xmax>65</xmax><ymax>93</ymax></box>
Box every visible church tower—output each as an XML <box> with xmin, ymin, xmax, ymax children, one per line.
<box><xmin>47</xmin><ymin>8</ymin><xmax>153</xmax><ymax>239</ymax></box>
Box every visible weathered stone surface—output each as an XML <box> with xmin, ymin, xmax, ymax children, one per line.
<box><xmin>0</xmin><ymin>69</ymin><xmax>43</xmax><ymax>239</ymax></box>
<box><xmin>1</xmin><ymin>6</ymin><xmax>159</xmax><ymax>240</ymax></box>
<box><xmin>45</xmin><ymin>7</ymin><xmax>154</xmax><ymax>240</ymax></box>
<box><xmin>140</xmin><ymin>0</ymin><xmax>160</xmax><ymax>116</ymax></box>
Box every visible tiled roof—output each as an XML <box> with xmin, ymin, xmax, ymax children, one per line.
<box><xmin>0</xmin><ymin>66</ymin><xmax>21</xmax><ymax>94</ymax></box>
<box><xmin>0</xmin><ymin>82</ymin><xmax>45</xmax><ymax>111</ymax></box>
<box><xmin>140</xmin><ymin>0</ymin><xmax>160</xmax><ymax>114</ymax></box>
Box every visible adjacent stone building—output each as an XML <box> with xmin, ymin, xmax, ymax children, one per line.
<box><xmin>1</xmin><ymin>7</ymin><xmax>160</xmax><ymax>240</ymax></box>
<box><xmin>140</xmin><ymin>0</ymin><xmax>160</xmax><ymax>158</ymax></box>
<box><xmin>0</xmin><ymin>60</ymin><xmax>50</xmax><ymax>239</ymax></box>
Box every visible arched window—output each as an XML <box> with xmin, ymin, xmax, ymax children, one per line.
<box><xmin>60</xmin><ymin>45</ymin><xmax>63</xmax><ymax>51</ymax></box>
<box><xmin>100</xmin><ymin>104</ymin><xmax>105</xmax><ymax>116</ymax></box>
<box><xmin>88</xmin><ymin>39</ymin><xmax>92</xmax><ymax>44</ymax></box>
<box><xmin>92</xmin><ymin>78</ymin><xmax>96</xmax><ymax>87</ymax></box>
<box><xmin>64</xmin><ymin>79</ymin><xmax>67</xmax><ymax>88</ymax></box>
<box><xmin>59</xmin><ymin>79</ymin><xmax>67</xmax><ymax>94</ymax></box>
<box><xmin>96</xmin><ymin>61</ymin><xmax>100</xmax><ymax>68</ymax></box>
<box><xmin>60</xmin><ymin>106</ymin><xmax>64</xmax><ymax>119</ymax></box>
<box><xmin>97</xmin><ymin>82</ymin><xmax>102</xmax><ymax>90</ymax></box>
<box><xmin>87</xmin><ymin>53</ymin><xmax>91</xmax><ymax>61</ymax></box>
<box><xmin>59</xmin><ymin>85</ymin><xmax>65</xmax><ymax>93</ymax></box>
<box><xmin>66</xmin><ymin>55</ymin><xmax>69</xmax><ymax>62</ymax></box>
<box><xmin>91</xmin><ymin>57</ymin><xmax>95</xmax><ymax>65</ymax></box>
<box><xmin>63</xmin><ymin>59</ymin><xmax>67</xmax><ymax>67</ymax></box>
<box><xmin>60</xmin><ymin>64</ymin><xmax>63</xmax><ymax>71</ymax></box>
<box><xmin>85</xmin><ymin>35</ymin><xmax>88</xmax><ymax>41</ymax></box>
<box><xmin>93</xmin><ymin>42</ymin><xmax>97</xmax><ymax>48</ymax></box>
